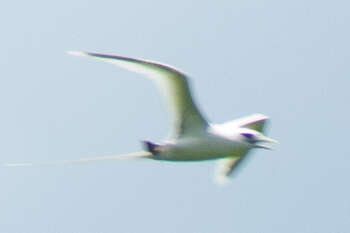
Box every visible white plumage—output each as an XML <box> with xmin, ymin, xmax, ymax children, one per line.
<box><xmin>4</xmin><ymin>52</ymin><xmax>277</xmax><ymax>184</ymax></box>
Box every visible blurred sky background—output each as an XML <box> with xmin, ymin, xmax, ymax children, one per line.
<box><xmin>0</xmin><ymin>0</ymin><xmax>349</xmax><ymax>233</ymax></box>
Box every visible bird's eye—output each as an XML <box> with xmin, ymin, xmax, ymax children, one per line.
<box><xmin>241</xmin><ymin>133</ymin><xmax>255</xmax><ymax>141</ymax></box>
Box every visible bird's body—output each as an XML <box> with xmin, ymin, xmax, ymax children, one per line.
<box><xmin>151</xmin><ymin>131</ymin><xmax>248</xmax><ymax>161</ymax></box>
<box><xmin>4</xmin><ymin>51</ymin><xmax>277</xmax><ymax>184</ymax></box>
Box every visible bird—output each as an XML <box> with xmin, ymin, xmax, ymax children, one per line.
<box><xmin>4</xmin><ymin>51</ymin><xmax>277</xmax><ymax>184</ymax></box>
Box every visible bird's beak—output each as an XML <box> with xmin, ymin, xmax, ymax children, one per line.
<box><xmin>254</xmin><ymin>135</ymin><xmax>278</xmax><ymax>150</ymax></box>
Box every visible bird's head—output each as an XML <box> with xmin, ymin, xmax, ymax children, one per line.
<box><xmin>238</xmin><ymin>128</ymin><xmax>278</xmax><ymax>150</ymax></box>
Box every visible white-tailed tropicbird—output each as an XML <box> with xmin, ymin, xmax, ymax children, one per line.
<box><xmin>4</xmin><ymin>52</ymin><xmax>277</xmax><ymax>184</ymax></box>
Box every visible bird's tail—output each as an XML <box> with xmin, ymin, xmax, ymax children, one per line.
<box><xmin>2</xmin><ymin>151</ymin><xmax>153</xmax><ymax>167</ymax></box>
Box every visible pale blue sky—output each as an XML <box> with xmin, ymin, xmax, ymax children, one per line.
<box><xmin>0</xmin><ymin>0</ymin><xmax>349</xmax><ymax>233</ymax></box>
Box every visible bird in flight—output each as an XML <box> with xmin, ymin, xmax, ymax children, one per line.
<box><xmin>4</xmin><ymin>52</ymin><xmax>277</xmax><ymax>184</ymax></box>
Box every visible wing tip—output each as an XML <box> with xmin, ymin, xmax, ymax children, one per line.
<box><xmin>66</xmin><ymin>50</ymin><xmax>89</xmax><ymax>57</ymax></box>
<box><xmin>66</xmin><ymin>51</ymin><xmax>117</xmax><ymax>61</ymax></box>
<box><xmin>251</xmin><ymin>113</ymin><xmax>269</xmax><ymax>120</ymax></box>
<box><xmin>214</xmin><ymin>175</ymin><xmax>232</xmax><ymax>186</ymax></box>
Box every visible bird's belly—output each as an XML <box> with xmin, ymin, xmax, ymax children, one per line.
<box><xmin>158</xmin><ymin>136</ymin><xmax>248</xmax><ymax>161</ymax></box>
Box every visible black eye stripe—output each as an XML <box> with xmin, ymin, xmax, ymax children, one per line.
<box><xmin>241</xmin><ymin>133</ymin><xmax>254</xmax><ymax>139</ymax></box>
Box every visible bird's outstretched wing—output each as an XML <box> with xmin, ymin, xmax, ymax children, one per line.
<box><xmin>214</xmin><ymin>155</ymin><xmax>250</xmax><ymax>185</ymax></box>
<box><xmin>2</xmin><ymin>151</ymin><xmax>153</xmax><ymax>167</ymax></box>
<box><xmin>68</xmin><ymin>51</ymin><xmax>208</xmax><ymax>139</ymax></box>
